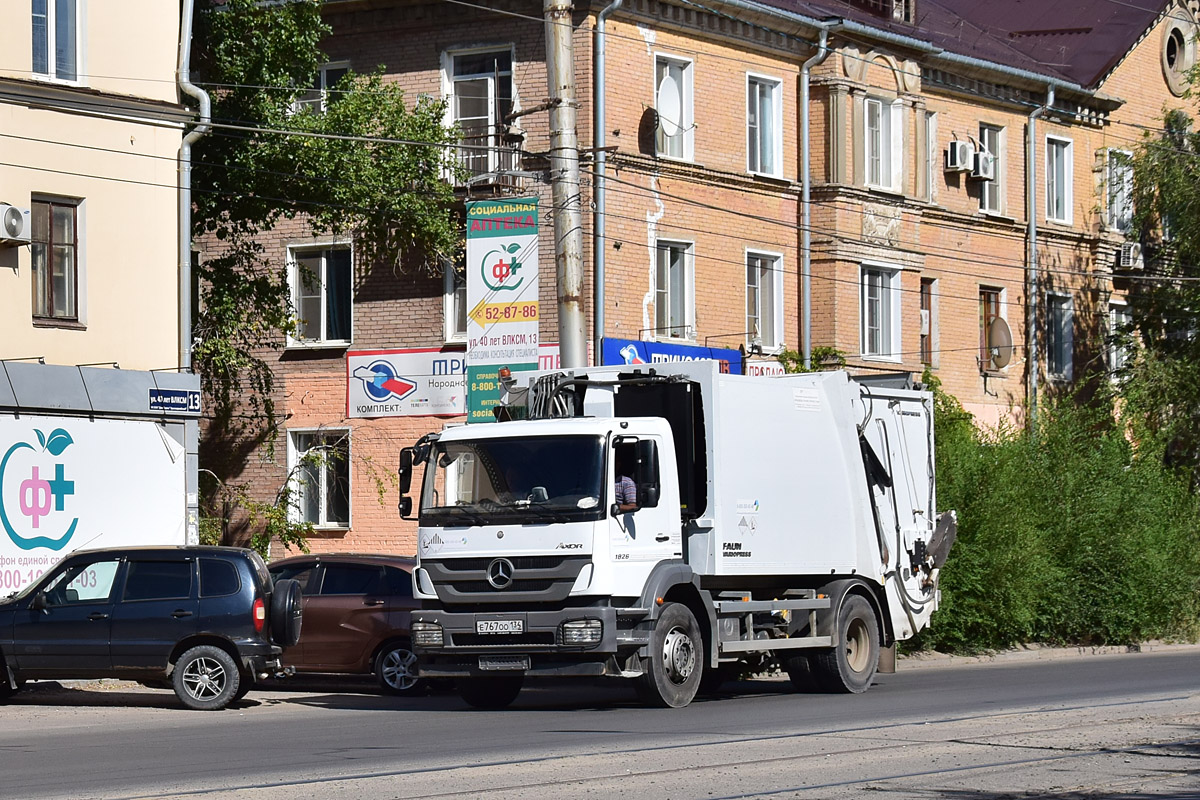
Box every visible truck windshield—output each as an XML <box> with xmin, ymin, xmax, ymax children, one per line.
<box><xmin>421</xmin><ymin>435</ymin><xmax>605</xmax><ymax>525</ymax></box>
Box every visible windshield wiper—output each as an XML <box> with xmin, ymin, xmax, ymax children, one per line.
<box><xmin>521</xmin><ymin>503</ymin><xmax>573</xmax><ymax>523</ymax></box>
<box><xmin>434</xmin><ymin>505</ymin><xmax>488</xmax><ymax>526</ymax></box>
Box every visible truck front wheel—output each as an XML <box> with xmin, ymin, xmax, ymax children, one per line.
<box><xmin>635</xmin><ymin>602</ymin><xmax>703</xmax><ymax>708</ymax></box>
<box><xmin>811</xmin><ymin>595</ymin><xmax>879</xmax><ymax>693</ymax></box>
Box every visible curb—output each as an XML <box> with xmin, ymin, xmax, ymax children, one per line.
<box><xmin>897</xmin><ymin>640</ymin><xmax>1200</xmax><ymax>670</ymax></box>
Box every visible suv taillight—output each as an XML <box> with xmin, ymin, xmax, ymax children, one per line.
<box><xmin>253</xmin><ymin>597</ymin><xmax>266</xmax><ymax>633</ymax></box>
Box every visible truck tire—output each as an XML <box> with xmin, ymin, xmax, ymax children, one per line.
<box><xmin>635</xmin><ymin>602</ymin><xmax>703</xmax><ymax>708</ymax></box>
<box><xmin>457</xmin><ymin>675</ymin><xmax>523</xmax><ymax>709</ymax></box>
<box><xmin>782</xmin><ymin>652</ymin><xmax>818</xmax><ymax>693</ymax></box>
<box><xmin>811</xmin><ymin>595</ymin><xmax>879</xmax><ymax>693</ymax></box>
<box><xmin>173</xmin><ymin>645</ymin><xmax>240</xmax><ymax>710</ymax></box>
<box><xmin>269</xmin><ymin>579</ymin><xmax>303</xmax><ymax>648</ymax></box>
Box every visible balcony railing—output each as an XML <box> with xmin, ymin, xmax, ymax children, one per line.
<box><xmin>453</xmin><ymin>124</ymin><xmax>524</xmax><ymax>190</ymax></box>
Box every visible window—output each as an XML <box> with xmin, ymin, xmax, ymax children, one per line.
<box><xmin>746</xmin><ymin>252</ymin><xmax>782</xmax><ymax>351</ymax></box>
<box><xmin>271</xmin><ymin>563</ymin><xmax>317</xmax><ymax>593</ymax></box>
<box><xmin>1047</xmin><ymin>293</ymin><xmax>1074</xmax><ymax>380</ymax></box>
<box><xmin>199</xmin><ymin>559</ymin><xmax>240</xmax><ymax>598</ymax></box>
<box><xmin>32</xmin><ymin>0</ymin><xmax>77</xmax><ymax>82</ymax></box>
<box><xmin>1046</xmin><ymin>136</ymin><xmax>1073</xmax><ymax>223</ymax></box>
<box><xmin>123</xmin><ymin>561</ymin><xmax>192</xmax><ymax>602</ymax></box>
<box><xmin>321</xmin><ymin>564</ymin><xmax>387</xmax><ymax>595</ymax></box>
<box><xmin>31</xmin><ymin>199</ymin><xmax>78</xmax><ymax>320</ymax></box>
<box><xmin>43</xmin><ymin>559</ymin><xmax>120</xmax><ymax>606</ymax></box>
<box><xmin>655</xmin><ymin>241</ymin><xmax>693</xmax><ymax>339</ymax></box>
<box><xmin>920</xmin><ymin>277</ymin><xmax>936</xmax><ymax>366</ymax></box>
<box><xmin>290</xmin><ymin>246</ymin><xmax>352</xmax><ymax>344</ymax></box>
<box><xmin>979</xmin><ymin>124</ymin><xmax>1003</xmax><ymax>213</ymax></box>
<box><xmin>386</xmin><ymin>567</ymin><xmax>413</xmax><ymax>597</ymax></box>
<box><xmin>294</xmin><ymin>62</ymin><xmax>350</xmax><ymax>113</ymax></box>
<box><xmin>447</xmin><ymin>49</ymin><xmax>514</xmax><ymax>178</ymax></box>
<box><xmin>290</xmin><ymin>430</ymin><xmax>351</xmax><ymax>528</ymax></box>
<box><xmin>1109</xmin><ymin>302</ymin><xmax>1132</xmax><ymax>373</ymax></box>
<box><xmin>865</xmin><ymin>97</ymin><xmax>901</xmax><ymax>190</ymax></box>
<box><xmin>860</xmin><ymin>265</ymin><xmax>900</xmax><ymax>359</ymax></box>
<box><xmin>444</xmin><ymin>259</ymin><xmax>467</xmax><ymax>342</ymax></box>
<box><xmin>979</xmin><ymin>287</ymin><xmax>1002</xmax><ymax>371</ymax></box>
<box><xmin>1107</xmin><ymin>149</ymin><xmax>1133</xmax><ymax>233</ymax></box>
<box><xmin>655</xmin><ymin>56</ymin><xmax>693</xmax><ymax>160</ymax></box>
<box><xmin>747</xmin><ymin>75</ymin><xmax>781</xmax><ymax>176</ymax></box>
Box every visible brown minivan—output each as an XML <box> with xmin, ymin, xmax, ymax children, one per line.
<box><xmin>267</xmin><ymin>553</ymin><xmax>420</xmax><ymax>695</ymax></box>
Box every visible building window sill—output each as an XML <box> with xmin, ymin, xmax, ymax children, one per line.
<box><xmin>33</xmin><ymin>318</ymin><xmax>86</xmax><ymax>330</ymax></box>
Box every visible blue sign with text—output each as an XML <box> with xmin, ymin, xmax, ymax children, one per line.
<box><xmin>600</xmin><ymin>338</ymin><xmax>743</xmax><ymax>374</ymax></box>
<box><xmin>148</xmin><ymin>389</ymin><xmax>201</xmax><ymax>414</ymax></box>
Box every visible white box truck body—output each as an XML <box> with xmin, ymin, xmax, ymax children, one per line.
<box><xmin>404</xmin><ymin>363</ymin><xmax>955</xmax><ymax>708</ymax></box>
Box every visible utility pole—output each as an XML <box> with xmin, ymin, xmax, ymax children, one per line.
<box><xmin>545</xmin><ymin>0</ymin><xmax>587</xmax><ymax>368</ymax></box>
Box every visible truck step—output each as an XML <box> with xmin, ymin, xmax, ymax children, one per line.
<box><xmin>719</xmin><ymin>635</ymin><xmax>833</xmax><ymax>654</ymax></box>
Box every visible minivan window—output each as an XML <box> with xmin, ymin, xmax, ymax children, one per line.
<box><xmin>385</xmin><ymin>566</ymin><xmax>413</xmax><ymax>598</ymax></box>
<box><xmin>200</xmin><ymin>558</ymin><xmax>240</xmax><ymax>597</ymax></box>
<box><xmin>123</xmin><ymin>561</ymin><xmax>192</xmax><ymax>602</ymax></box>
<box><xmin>321</xmin><ymin>564</ymin><xmax>386</xmax><ymax>595</ymax></box>
<box><xmin>271</xmin><ymin>563</ymin><xmax>316</xmax><ymax>593</ymax></box>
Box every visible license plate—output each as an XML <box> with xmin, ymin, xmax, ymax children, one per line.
<box><xmin>476</xmin><ymin>619</ymin><xmax>524</xmax><ymax>634</ymax></box>
<box><xmin>479</xmin><ymin>655</ymin><xmax>530</xmax><ymax>671</ymax></box>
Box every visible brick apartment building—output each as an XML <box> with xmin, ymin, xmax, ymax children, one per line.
<box><xmin>204</xmin><ymin>0</ymin><xmax>1194</xmax><ymax>556</ymax></box>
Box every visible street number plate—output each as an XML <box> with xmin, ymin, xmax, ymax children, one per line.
<box><xmin>476</xmin><ymin>619</ymin><xmax>524</xmax><ymax>634</ymax></box>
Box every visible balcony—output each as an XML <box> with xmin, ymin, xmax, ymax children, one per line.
<box><xmin>453</xmin><ymin>123</ymin><xmax>526</xmax><ymax>194</ymax></box>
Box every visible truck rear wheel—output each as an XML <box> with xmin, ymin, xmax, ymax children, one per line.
<box><xmin>635</xmin><ymin>602</ymin><xmax>703</xmax><ymax>708</ymax></box>
<box><xmin>457</xmin><ymin>675</ymin><xmax>523</xmax><ymax>709</ymax></box>
<box><xmin>811</xmin><ymin>595</ymin><xmax>879</xmax><ymax>693</ymax></box>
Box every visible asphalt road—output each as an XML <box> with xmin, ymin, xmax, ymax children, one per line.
<box><xmin>2</xmin><ymin>648</ymin><xmax>1198</xmax><ymax>800</ymax></box>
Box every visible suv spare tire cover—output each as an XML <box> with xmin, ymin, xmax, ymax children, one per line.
<box><xmin>269</xmin><ymin>578</ymin><xmax>303</xmax><ymax>647</ymax></box>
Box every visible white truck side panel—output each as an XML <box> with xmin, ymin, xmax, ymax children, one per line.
<box><xmin>0</xmin><ymin>415</ymin><xmax>187</xmax><ymax>593</ymax></box>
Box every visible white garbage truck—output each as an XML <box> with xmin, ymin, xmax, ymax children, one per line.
<box><xmin>400</xmin><ymin>362</ymin><xmax>955</xmax><ymax>708</ymax></box>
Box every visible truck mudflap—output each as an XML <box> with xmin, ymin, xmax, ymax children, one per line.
<box><xmin>413</xmin><ymin>605</ymin><xmax>647</xmax><ymax>678</ymax></box>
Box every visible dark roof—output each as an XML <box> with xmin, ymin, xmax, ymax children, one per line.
<box><xmin>749</xmin><ymin>0</ymin><xmax>1167</xmax><ymax>89</ymax></box>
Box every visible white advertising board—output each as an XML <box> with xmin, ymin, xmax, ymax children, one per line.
<box><xmin>347</xmin><ymin>345</ymin><xmax>566</xmax><ymax>419</ymax></box>
<box><xmin>0</xmin><ymin>415</ymin><xmax>186</xmax><ymax>593</ymax></box>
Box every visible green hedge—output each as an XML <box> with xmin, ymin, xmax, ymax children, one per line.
<box><xmin>913</xmin><ymin>377</ymin><xmax>1200</xmax><ymax>653</ymax></box>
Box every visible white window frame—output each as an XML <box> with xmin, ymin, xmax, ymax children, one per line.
<box><xmin>1046</xmin><ymin>135</ymin><xmax>1074</xmax><ymax>224</ymax></box>
<box><xmin>1047</xmin><ymin>292</ymin><xmax>1074</xmax><ymax>381</ymax></box>
<box><xmin>443</xmin><ymin>258</ymin><xmax>467</xmax><ymax>344</ymax></box>
<box><xmin>287</xmin><ymin>242</ymin><xmax>354</xmax><ymax>348</ymax></box>
<box><xmin>746</xmin><ymin>250</ymin><xmax>784</xmax><ymax>352</ymax></box>
<box><xmin>979</xmin><ymin>285</ymin><xmax>1008</xmax><ymax>373</ymax></box>
<box><xmin>865</xmin><ymin>96</ymin><xmax>903</xmax><ymax>191</ymax></box>
<box><xmin>654</xmin><ymin>239</ymin><xmax>695</xmax><ymax>341</ymax></box>
<box><xmin>920</xmin><ymin>276</ymin><xmax>938</xmax><ymax>368</ymax></box>
<box><xmin>654</xmin><ymin>53</ymin><xmax>694</xmax><ymax>162</ymax></box>
<box><xmin>1108</xmin><ymin>300</ymin><xmax>1132</xmax><ymax>374</ymax></box>
<box><xmin>32</xmin><ymin>0</ymin><xmax>81</xmax><ymax>84</ymax></box>
<box><xmin>441</xmin><ymin>45</ymin><xmax>516</xmax><ymax>178</ymax></box>
<box><xmin>746</xmin><ymin>73</ymin><xmax>782</xmax><ymax>177</ymax></box>
<box><xmin>924</xmin><ymin>111</ymin><xmax>938</xmax><ymax>203</ymax></box>
<box><xmin>979</xmin><ymin>123</ymin><xmax>1005</xmax><ymax>214</ymax></box>
<box><xmin>860</xmin><ymin>263</ymin><xmax>902</xmax><ymax>361</ymax></box>
<box><xmin>293</xmin><ymin>61</ymin><xmax>350</xmax><ymax>114</ymax></box>
<box><xmin>288</xmin><ymin>428</ymin><xmax>351</xmax><ymax>529</ymax></box>
<box><xmin>1106</xmin><ymin>148</ymin><xmax>1134</xmax><ymax>234</ymax></box>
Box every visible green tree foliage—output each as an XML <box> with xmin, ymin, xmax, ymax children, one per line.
<box><xmin>1126</xmin><ymin>108</ymin><xmax>1200</xmax><ymax>490</ymax></box>
<box><xmin>916</xmin><ymin>378</ymin><xmax>1200</xmax><ymax>653</ymax></box>
<box><xmin>189</xmin><ymin>0</ymin><xmax>463</xmax><ymax>546</ymax></box>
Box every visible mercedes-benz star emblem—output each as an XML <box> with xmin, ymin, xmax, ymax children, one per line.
<box><xmin>486</xmin><ymin>558</ymin><xmax>515</xmax><ymax>590</ymax></box>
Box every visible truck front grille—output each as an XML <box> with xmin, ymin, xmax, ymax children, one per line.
<box><xmin>423</xmin><ymin>556</ymin><xmax>589</xmax><ymax>605</ymax></box>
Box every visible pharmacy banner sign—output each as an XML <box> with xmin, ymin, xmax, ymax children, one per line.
<box><xmin>465</xmin><ymin>197</ymin><xmax>540</xmax><ymax>423</ymax></box>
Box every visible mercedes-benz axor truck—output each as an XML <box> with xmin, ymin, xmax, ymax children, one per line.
<box><xmin>399</xmin><ymin>362</ymin><xmax>955</xmax><ymax>708</ymax></box>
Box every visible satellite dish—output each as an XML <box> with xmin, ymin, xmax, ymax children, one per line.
<box><xmin>987</xmin><ymin>317</ymin><xmax>1013</xmax><ymax>369</ymax></box>
<box><xmin>656</xmin><ymin>73</ymin><xmax>683</xmax><ymax>137</ymax></box>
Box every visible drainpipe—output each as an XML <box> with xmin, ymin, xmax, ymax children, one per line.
<box><xmin>177</xmin><ymin>0</ymin><xmax>211</xmax><ymax>371</ymax></box>
<box><xmin>1026</xmin><ymin>86</ymin><xmax>1053</xmax><ymax>428</ymax></box>
<box><xmin>593</xmin><ymin>0</ymin><xmax>624</xmax><ymax>361</ymax></box>
<box><xmin>800</xmin><ymin>28</ymin><xmax>830</xmax><ymax>371</ymax></box>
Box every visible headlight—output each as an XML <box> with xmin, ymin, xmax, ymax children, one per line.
<box><xmin>411</xmin><ymin>621</ymin><xmax>444</xmax><ymax>647</ymax></box>
<box><xmin>559</xmin><ymin>618</ymin><xmax>602</xmax><ymax>645</ymax></box>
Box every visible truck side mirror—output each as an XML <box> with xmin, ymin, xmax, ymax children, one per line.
<box><xmin>398</xmin><ymin>448</ymin><xmax>414</xmax><ymax>494</ymax></box>
<box><xmin>398</xmin><ymin>496</ymin><xmax>413</xmax><ymax>519</ymax></box>
<box><xmin>635</xmin><ymin>439</ymin><xmax>660</xmax><ymax>509</ymax></box>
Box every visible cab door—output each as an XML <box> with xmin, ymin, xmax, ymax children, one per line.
<box><xmin>607</xmin><ymin>436</ymin><xmax>679</xmax><ymax>594</ymax></box>
<box><xmin>11</xmin><ymin>556</ymin><xmax>123</xmax><ymax>674</ymax></box>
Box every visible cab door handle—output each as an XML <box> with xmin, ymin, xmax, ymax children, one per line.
<box><xmin>655</xmin><ymin>534</ymin><xmax>670</xmax><ymax>542</ymax></box>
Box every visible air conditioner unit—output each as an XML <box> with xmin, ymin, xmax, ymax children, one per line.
<box><xmin>0</xmin><ymin>204</ymin><xmax>31</xmax><ymax>246</ymax></box>
<box><xmin>944</xmin><ymin>140</ymin><xmax>974</xmax><ymax>172</ymax></box>
<box><xmin>970</xmin><ymin>150</ymin><xmax>996</xmax><ymax>181</ymax></box>
<box><xmin>919</xmin><ymin>309</ymin><xmax>930</xmax><ymax>336</ymax></box>
<box><xmin>1118</xmin><ymin>241</ymin><xmax>1143</xmax><ymax>270</ymax></box>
